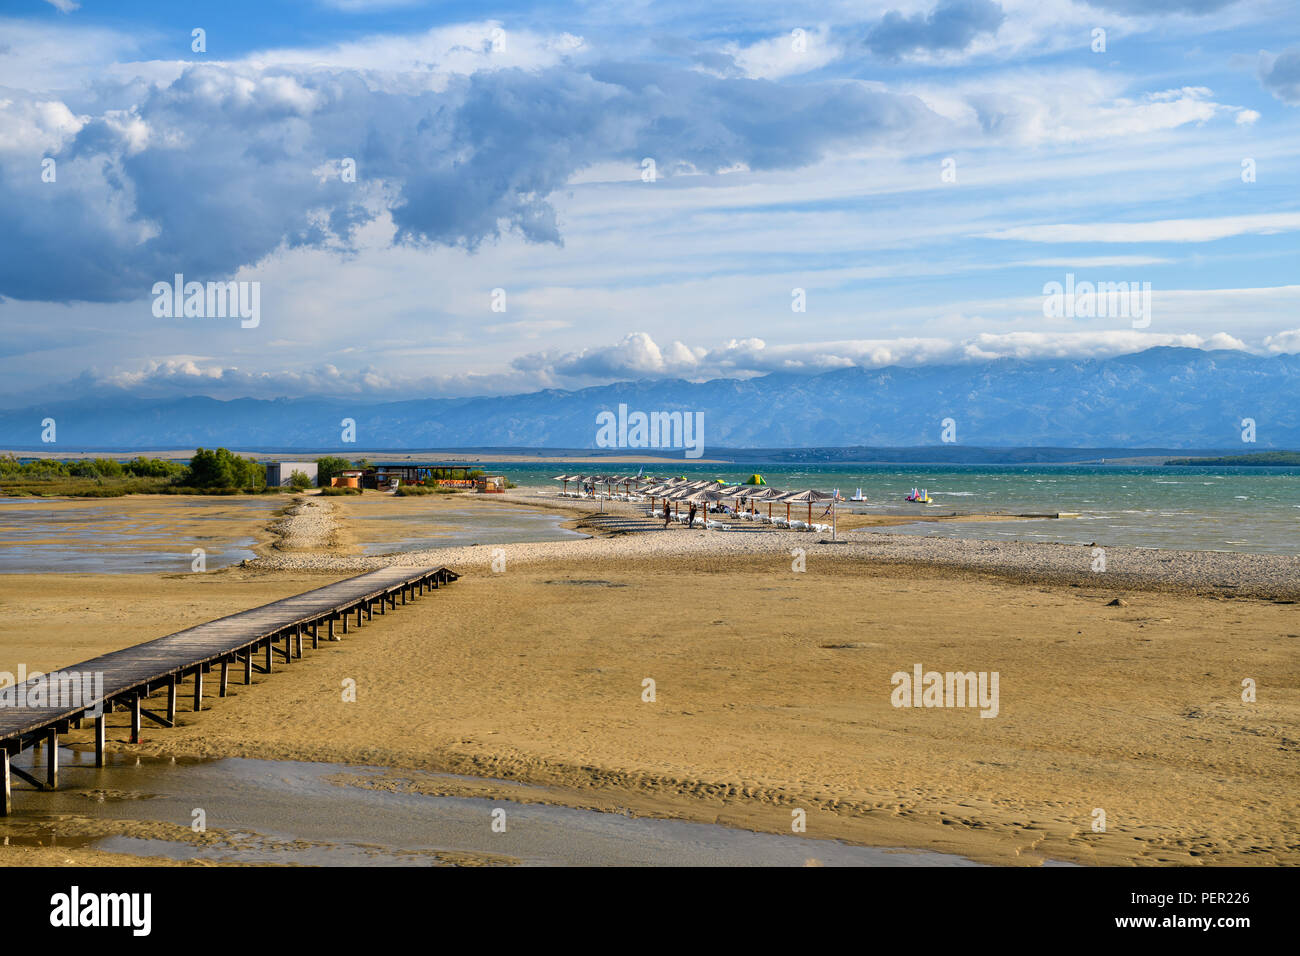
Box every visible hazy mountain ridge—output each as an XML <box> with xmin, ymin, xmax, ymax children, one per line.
<box><xmin>2</xmin><ymin>348</ymin><xmax>1296</xmax><ymax>449</ymax></box>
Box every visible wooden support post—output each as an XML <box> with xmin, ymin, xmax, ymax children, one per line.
<box><xmin>402</xmin><ymin>587</ymin><xmax>407</xmax><ymax>606</ymax></box>
<box><xmin>311</xmin><ymin>622</ymin><xmax>319</xmax><ymax>650</ymax></box>
<box><xmin>343</xmin><ymin>611</ymin><xmax>349</xmax><ymax>635</ymax></box>
<box><xmin>266</xmin><ymin>638</ymin><xmax>274</xmax><ymax>673</ymax></box>
<box><xmin>356</xmin><ymin>606</ymin><xmax>363</xmax><ymax>626</ymax></box>
<box><xmin>365</xmin><ymin>601</ymin><xmax>372</xmax><ymax>622</ymax></box>
<box><xmin>95</xmin><ymin>715</ymin><xmax>105</xmax><ymax>767</ymax></box>
<box><xmin>46</xmin><ymin>728</ymin><xmax>57</xmax><ymax>790</ymax></box>
<box><xmin>329</xmin><ymin>615</ymin><xmax>336</xmax><ymax>641</ymax></box>
<box><xmin>167</xmin><ymin>676</ymin><xmax>177</xmax><ymax>724</ymax></box>
<box><xmin>295</xmin><ymin>626</ymin><xmax>303</xmax><ymax>659</ymax></box>
<box><xmin>245</xmin><ymin>652</ymin><xmax>252</xmax><ymax>685</ymax></box>
<box><xmin>193</xmin><ymin>668</ymin><xmax>203</xmax><ymax>712</ymax></box>
<box><xmin>1</xmin><ymin>748</ymin><xmax>10</xmax><ymax>817</ymax></box>
<box><xmin>219</xmin><ymin>659</ymin><xmax>230</xmax><ymax>697</ymax></box>
<box><xmin>130</xmin><ymin>695</ymin><xmax>141</xmax><ymax>744</ymax></box>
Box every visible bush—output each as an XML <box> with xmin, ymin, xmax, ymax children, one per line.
<box><xmin>124</xmin><ymin>456</ymin><xmax>185</xmax><ymax>479</ymax></box>
<box><xmin>67</xmin><ymin>458</ymin><xmax>124</xmax><ymax>478</ymax></box>
<box><xmin>0</xmin><ymin>455</ymin><xmax>69</xmax><ymax>479</ymax></box>
<box><xmin>319</xmin><ymin>485</ymin><xmax>362</xmax><ymax>496</ymax></box>
<box><xmin>184</xmin><ymin>447</ymin><xmax>266</xmax><ymax>491</ymax></box>
<box><xmin>315</xmin><ymin>456</ymin><xmax>352</xmax><ymax>485</ymax></box>
<box><xmin>393</xmin><ymin>484</ymin><xmax>436</xmax><ymax>496</ymax></box>
<box><xmin>288</xmin><ymin>469</ymin><xmax>313</xmax><ymax>490</ymax></box>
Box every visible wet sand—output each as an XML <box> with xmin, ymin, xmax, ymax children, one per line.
<box><xmin>1</xmin><ymin>492</ymin><xmax>1296</xmax><ymax>866</ymax></box>
<box><xmin>0</xmin><ymin>495</ymin><xmax>284</xmax><ymax>573</ymax></box>
<box><xmin>3</xmin><ymin>755</ymin><xmax>976</xmax><ymax>867</ymax></box>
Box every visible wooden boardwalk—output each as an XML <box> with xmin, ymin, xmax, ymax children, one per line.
<box><xmin>0</xmin><ymin>565</ymin><xmax>458</xmax><ymax>814</ymax></box>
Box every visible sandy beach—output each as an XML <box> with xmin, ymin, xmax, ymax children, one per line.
<box><xmin>1</xmin><ymin>490</ymin><xmax>1296</xmax><ymax>866</ymax></box>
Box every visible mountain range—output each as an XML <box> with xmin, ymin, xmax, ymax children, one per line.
<box><xmin>2</xmin><ymin>348</ymin><xmax>1296</xmax><ymax>450</ymax></box>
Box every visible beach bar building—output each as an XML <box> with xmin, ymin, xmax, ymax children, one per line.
<box><xmin>356</xmin><ymin>464</ymin><xmax>506</xmax><ymax>492</ymax></box>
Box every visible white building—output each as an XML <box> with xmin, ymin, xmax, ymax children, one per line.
<box><xmin>265</xmin><ymin>461</ymin><xmax>318</xmax><ymax>487</ymax></box>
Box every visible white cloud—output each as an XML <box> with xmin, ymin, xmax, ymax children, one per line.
<box><xmin>242</xmin><ymin>21</ymin><xmax>584</xmax><ymax>83</ymax></box>
<box><xmin>513</xmin><ymin>329</ymin><xmax>1263</xmax><ymax>385</ymax></box>
<box><xmin>980</xmin><ymin>212</ymin><xmax>1300</xmax><ymax>243</ymax></box>
<box><xmin>722</xmin><ymin>27</ymin><xmax>840</xmax><ymax>79</ymax></box>
<box><xmin>1263</xmin><ymin>328</ymin><xmax>1300</xmax><ymax>353</ymax></box>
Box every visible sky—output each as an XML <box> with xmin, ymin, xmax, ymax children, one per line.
<box><xmin>0</xmin><ymin>0</ymin><xmax>1297</xmax><ymax>405</ymax></box>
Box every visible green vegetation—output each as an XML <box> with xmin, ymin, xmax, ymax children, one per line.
<box><xmin>315</xmin><ymin>456</ymin><xmax>353</xmax><ymax>484</ymax></box>
<box><xmin>187</xmin><ymin>447</ymin><xmax>266</xmax><ymax>490</ymax></box>
<box><xmin>0</xmin><ymin>449</ymin><xmax>272</xmax><ymax>497</ymax></box>
<box><xmin>394</xmin><ymin>484</ymin><xmax>459</xmax><ymax>496</ymax></box>
<box><xmin>288</xmin><ymin>469</ymin><xmax>313</xmax><ymax>490</ymax></box>
<box><xmin>124</xmin><ymin>456</ymin><xmax>186</xmax><ymax>479</ymax></box>
<box><xmin>422</xmin><ymin>466</ymin><xmax>484</xmax><ymax>480</ymax></box>
<box><xmin>319</xmin><ymin>485</ymin><xmax>362</xmax><ymax>496</ymax></box>
<box><xmin>0</xmin><ymin>454</ymin><xmax>188</xmax><ymax>496</ymax></box>
<box><xmin>1165</xmin><ymin>451</ymin><xmax>1300</xmax><ymax>466</ymax></box>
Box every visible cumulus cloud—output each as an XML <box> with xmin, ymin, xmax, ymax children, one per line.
<box><xmin>722</xmin><ymin>28</ymin><xmax>840</xmax><ymax>79</ymax></box>
<box><xmin>79</xmin><ymin>357</ymin><xmax>541</xmax><ymax>401</ymax></box>
<box><xmin>512</xmin><ymin>330</ymin><xmax>1257</xmax><ymax>384</ymax></box>
<box><xmin>1263</xmin><ymin>329</ymin><xmax>1300</xmax><ymax>353</ymax></box>
<box><xmin>865</xmin><ymin>0</ymin><xmax>1005</xmax><ymax>60</ymax></box>
<box><xmin>1258</xmin><ymin>48</ymin><xmax>1300</xmax><ymax>105</ymax></box>
<box><xmin>52</xmin><ymin>329</ymin><xmax>1273</xmax><ymax>402</ymax></box>
<box><xmin>0</xmin><ymin>59</ymin><xmax>939</xmax><ymax>304</ymax></box>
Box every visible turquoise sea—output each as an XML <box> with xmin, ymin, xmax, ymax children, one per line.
<box><xmin>488</xmin><ymin>462</ymin><xmax>1300</xmax><ymax>555</ymax></box>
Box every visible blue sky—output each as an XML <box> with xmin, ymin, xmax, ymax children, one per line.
<box><xmin>0</xmin><ymin>0</ymin><xmax>1297</xmax><ymax>404</ymax></box>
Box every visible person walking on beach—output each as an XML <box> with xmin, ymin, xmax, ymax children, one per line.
<box><xmin>688</xmin><ymin>503</ymin><xmax>698</xmax><ymax>528</ymax></box>
<box><xmin>663</xmin><ymin>500</ymin><xmax>671</xmax><ymax>528</ymax></box>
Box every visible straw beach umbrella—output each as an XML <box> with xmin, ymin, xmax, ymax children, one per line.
<box><xmin>672</xmin><ymin>486</ymin><xmax>723</xmax><ymax>526</ymax></box>
<box><xmin>641</xmin><ymin>482</ymin><xmax>674</xmax><ymax>509</ymax></box>
<box><xmin>738</xmin><ymin>485</ymin><xmax>783</xmax><ymax>519</ymax></box>
<box><xmin>776</xmin><ymin>489</ymin><xmax>838</xmax><ymax>526</ymax></box>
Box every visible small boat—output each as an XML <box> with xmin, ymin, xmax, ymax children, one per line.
<box><xmin>850</xmin><ymin>487</ymin><xmax>867</xmax><ymax>501</ymax></box>
<box><xmin>905</xmin><ymin>488</ymin><xmax>932</xmax><ymax>504</ymax></box>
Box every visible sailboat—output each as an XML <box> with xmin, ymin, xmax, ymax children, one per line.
<box><xmin>849</xmin><ymin>487</ymin><xmax>866</xmax><ymax>501</ymax></box>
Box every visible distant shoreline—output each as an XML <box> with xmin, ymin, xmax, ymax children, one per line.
<box><xmin>5</xmin><ymin>447</ymin><xmax>1297</xmax><ymax>468</ymax></box>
